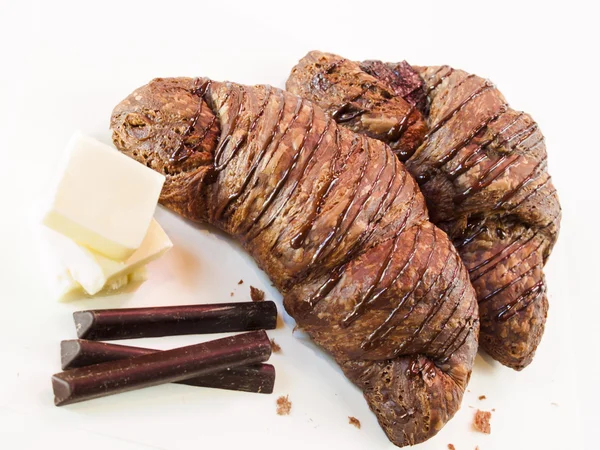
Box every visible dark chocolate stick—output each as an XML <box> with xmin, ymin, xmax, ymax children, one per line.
<box><xmin>60</xmin><ymin>339</ymin><xmax>275</xmax><ymax>394</ymax></box>
<box><xmin>52</xmin><ymin>330</ymin><xmax>272</xmax><ymax>406</ymax></box>
<box><xmin>73</xmin><ymin>301</ymin><xmax>277</xmax><ymax>340</ymax></box>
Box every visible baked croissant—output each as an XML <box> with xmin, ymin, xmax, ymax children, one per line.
<box><xmin>287</xmin><ymin>51</ymin><xmax>561</xmax><ymax>370</ymax></box>
<box><xmin>111</xmin><ymin>78</ymin><xmax>479</xmax><ymax>446</ymax></box>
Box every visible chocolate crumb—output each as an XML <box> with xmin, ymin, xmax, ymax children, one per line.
<box><xmin>473</xmin><ymin>410</ymin><xmax>492</xmax><ymax>434</ymax></box>
<box><xmin>348</xmin><ymin>416</ymin><xmax>361</xmax><ymax>428</ymax></box>
<box><xmin>238</xmin><ymin>279</ymin><xmax>244</xmax><ymax>284</ymax></box>
<box><xmin>447</xmin><ymin>445</ymin><xmax>456</xmax><ymax>450</ymax></box>
<box><xmin>276</xmin><ymin>395</ymin><xmax>292</xmax><ymax>415</ymax></box>
<box><xmin>479</xmin><ymin>395</ymin><xmax>486</xmax><ymax>400</ymax></box>
<box><xmin>250</xmin><ymin>286</ymin><xmax>265</xmax><ymax>302</ymax></box>
<box><xmin>230</xmin><ymin>292</ymin><xmax>234</xmax><ymax>297</ymax></box>
<box><xmin>492</xmin><ymin>408</ymin><xmax>496</xmax><ymax>412</ymax></box>
<box><xmin>270</xmin><ymin>338</ymin><xmax>281</xmax><ymax>352</ymax></box>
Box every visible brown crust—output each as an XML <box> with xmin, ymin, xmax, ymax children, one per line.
<box><xmin>250</xmin><ymin>286</ymin><xmax>265</xmax><ymax>302</ymax></box>
<box><xmin>348</xmin><ymin>416</ymin><xmax>361</xmax><ymax>428</ymax></box>
<box><xmin>111</xmin><ymin>78</ymin><xmax>479</xmax><ymax>447</ymax></box>
<box><xmin>287</xmin><ymin>53</ymin><xmax>561</xmax><ymax>370</ymax></box>
<box><xmin>286</xmin><ymin>51</ymin><xmax>427</xmax><ymax>161</ymax></box>
<box><xmin>473</xmin><ymin>409</ymin><xmax>492</xmax><ymax>434</ymax></box>
<box><xmin>276</xmin><ymin>395</ymin><xmax>292</xmax><ymax>415</ymax></box>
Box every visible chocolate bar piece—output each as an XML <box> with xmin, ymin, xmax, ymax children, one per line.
<box><xmin>73</xmin><ymin>301</ymin><xmax>277</xmax><ymax>340</ymax></box>
<box><xmin>61</xmin><ymin>339</ymin><xmax>275</xmax><ymax>394</ymax></box>
<box><xmin>52</xmin><ymin>330</ymin><xmax>272</xmax><ymax>406</ymax></box>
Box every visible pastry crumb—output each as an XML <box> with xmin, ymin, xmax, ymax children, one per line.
<box><xmin>473</xmin><ymin>409</ymin><xmax>492</xmax><ymax>434</ymax></box>
<box><xmin>478</xmin><ymin>395</ymin><xmax>486</xmax><ymax>400</ymax></box>
<box><xmin>447</xmin><ymin>445</ymin><xmax>456</xmax><ymax>450</ymax></box>
<box><xmin>348</xmin><ymin>416</ymin><xmax>361</xmax><ymax>428</ymax></box>
<box><xmin>230</xmin><ymin>292</ymin><xmax>234</xmax><ymax>297</ymax></box>
<box><xmin>238</xmin><ymin>279</ymin><xmax>244</xmax><ymax>284</ymax></box>
<box><xmin>250</xmin><ymin>286</ymin><xmax>265</xmax><ymax>302</ymax></box>
<box><xmin>276</xmin><ymin>395</ymin><xmax>292</xmax><ymax>415</ymax></box>
<box><xmin>551</xmin><ymin>402</ymin><xmax>559</xmax><ymax>407</ymax></box>
<box><xmin>270</xmin><ymin>338</ymin><xmax>281</xmax><ymax>352</ymax></box>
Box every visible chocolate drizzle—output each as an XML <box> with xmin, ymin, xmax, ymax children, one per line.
<box><xmin>261</xmin><ymin>117</ymin><xmax>333</xmax><ymax>250</ymax></box>
<box><xmin>393</xmin><ymin>250</ymin><xmax>461</xmax><ymax>357</ymax></box>
<box><xmin>340</xmin><ymin>189</ymin><xmax>418</xmax><ymax>328</ymax></box>
<box><xmin>427</xmin><ymin>66</ymin><xmax>454</xmax><ymax>93</ymax></box>
<box><xmin>302</xmin><ymin>137</ymin><xmax>372</xmax><ymax>265</ymax></box>
<box><xmin>169</xmin><ymin>78</ymin><xmax>213</xmax><ymax>163</ymax></box>
<box><xmin>212</xmin><ymin>87</ymin><xmax>274</xmax><ymax>221</ymax></box>
<box><xmin>453</xmin><ymin>153</ymin><xmax>521</xmax><ymax>205</ymax></box>
<box><xmin>426</xmin><ymin>80</ymin><xmax>493</xmax><ymax>140</ymax></box>
<box><xmin>361</xmin><ymin>228</ymin><xmax>436</xmax><ymax>351</ymax></box>
<box><xmin>493</xmin><ymin>158</ymin><xmax>548</xmax><ymax>210</ymax></box>
<box><xmin>495</xmin><ymin>281</ymin><xmax>545</xmax><ymax>321</ymax></box>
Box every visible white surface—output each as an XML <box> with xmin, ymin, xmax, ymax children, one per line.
<box><xmin>42</xmin><ymin>132</ymin><xmax>165</xmax><ymax>261</ymax></box>
<box><xmin>0</xmin><ymin>1</ymin><xmax>598</xmax><ymax>449</ymax></box>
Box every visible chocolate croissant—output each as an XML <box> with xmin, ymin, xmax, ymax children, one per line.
<box><xmin>287</xmin><ymin>51</ymin><xmax>561</xmax><ymax>370</ymax></box>
<box><xmin>111</xmin><ymin>78</ymin><xmax>479</xmax><ymax>446</ymax></box>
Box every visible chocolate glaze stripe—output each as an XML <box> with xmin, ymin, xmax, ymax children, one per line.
<box><xmin>226</xmin><ymin>89</ymin><xmax>286</xmax><ymax>217</ymax></box>
<box><xmin>348</xmin><ymin>225</ymin><xmax>423</xmax><ymax>331</ymax></box>
<box><xmin>308</xmin><ymin>137</ymin><xmax>390</xmax><ymax>263</ymax></box>
<box><xmin>304</xmin><ymin>136</ymin><xmax>373</xmax><ymax>267</ymax></box>
<box><xmin>425</xmin><ymin>81</ymin><xmax>493</xmax><ymax>139</ymax></box>
<box><xmin>247</xmin><ymin>116</ymin><xmax>330</xmax><ymax>243</ymax></box>
<box><xmin>392</xmin><ymin>248</ymin><xmax>461</xmax><ymax>358</ymax></box>
<box><xmin>52</xmin><ymin>331</ymin><xmax>272</xmax><ymax>406</ymax></box>
<box><xmin>392</xmin><ymin>248</ymin><xmax>457</xmax><ymax>358</ymax></box>
<box><xmin>479</xmin><ymin>260</ymin><xmax>543</xmax><ymax>304</ymax></box>
<box><xmin>454</xmin><ymin>222</ymin><xmax>487</xmax><ymax>250</ymax></box>
<box><xmin>494</xmin><ymin>158</ymin><xmax>548</xmax><ymax>210</ymax></box>
<box><xmin>213</xmin><ymin>85</ymin><xmax>244</xmax><ymax>171</ymax></box>
<box><xmin>214</xmin><ymin>87</ymin><xmax>276</xmax><ymax>221</ymax></box>
<box><xmin>328</xmin><ymin>148</ymin><xmax>394</xmax><ymax>261</ymax></box>
<box><xmin>169</xmin><ymin>79</ymin><xmax>212</xmax><ymax>163</ymax></box>
<box><xmin>510</xmin><ymin>183</ymin><xmax>556</xmax><ymax>216</ymax></box>
<box><xmin>340</xmin><ymin>189</ymin><xmax>418</xmax><ymax>327</ymax></box>
<box><xmin>454</xmin><ymin>153</ymin><xmax>522</xmax><ymax>204</ymax></box>
<box><xmin>263</xmin><ymin>104</ymin><xmax>320</xmax><ymax>250</ymax></box>
<box><xmin>496</xmin><ymin>281</ymin><xmax>546</xmax><ymax>321</ymax></box>
<box><xmin>362</xmin><ymin>227</ymin><xmax>437</xmax><ymax>351</ymax></box>
<box><xmin>238</xmin><ymin>90</ymin><xmax>288</xmax><ymax>234</ymax></box>
<box><xmin>427</xmin><ymin>66</ymin><xmax>454</xmax><ymax>92</ymax></box>
<box><xmin>417</xmin><ymin>106</ymin><xmax>508</xmax><ymax>183</ymax></box>
<box><xmin>242</xmin><ymin>98</ymin><xmax>307</xmax><ymax>239</ymax></box>
<box><xmin>496</xmin><ymin>122</ymin><xmax>539</xmax><ymax>148</ymax></box>
<box><xmin>389</xmin><ymin>104</ymin><xmax>417</xmax><ymax>160</ymax></box>
<box><xmin>439</xmin><ymin>309</ymin><xmax>476</xmax><ymax>364</ymax></box>
<box><xmin>267</xmin><ymin>119</ymin><xmax>337</xmax><ymax>252</ymax></box>
<box><xmin>304</xmin><ymin>158</ymin><xmax>408</xmax><ymax>312</ymax></box>
<box><xmin>438</xmin><ymin>289</ymin><xmax>477</xmax><ymax>360</ymax></box>
<box><xmin>288</xmin><ymin>127</ymin><xmax>344</xmax><ymax>250</ymax></box>
<box><xmin>423</xmin><ymin>275</ymin><xmax>469</xmax><ymax>355</ymax></box>
<box><xmin>468</xmin><ymin>234</ymin><xmax>533</xmax><ymax>280</ymax></box>
<box><xmin>60</xmin><ymin>340</ymin><xmax>276</xmax><ymax>394</ymax></box>
<box><xmin>444</xmin><ymin>108</ymin><xmax>522</xmax><ymax>181</ymax></box>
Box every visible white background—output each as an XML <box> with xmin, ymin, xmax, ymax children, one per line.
<box><xmin>1</xmin><ymin>1</ymin><xmax>598</xmax><ymax>449</ymax></box>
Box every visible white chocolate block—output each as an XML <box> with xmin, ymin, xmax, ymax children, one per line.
<box><xmin>42</xmin><ymin>132</ymin><xmax>165</xmax><ymax>260</ymax></box>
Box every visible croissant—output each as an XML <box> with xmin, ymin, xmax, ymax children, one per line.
<box><xmin>287</xmin><ymin>51</ymin><xmax>561</xmax><ymax>370</ymax></box>
<box><xmin>111</xmin><ymin>78</ymin><xmax>479</xmax><ymax>446</ymax></box>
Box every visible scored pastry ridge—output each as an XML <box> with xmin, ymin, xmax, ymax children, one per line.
<box><xmin>111</xmin><ymin>77</ymin><xmax>479</xmax><ymax>447</ymax></box>
<box><xmin>286</xmin><ymin>51</ymin><xmax>561</xmax><ymax>370</ymax></box>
